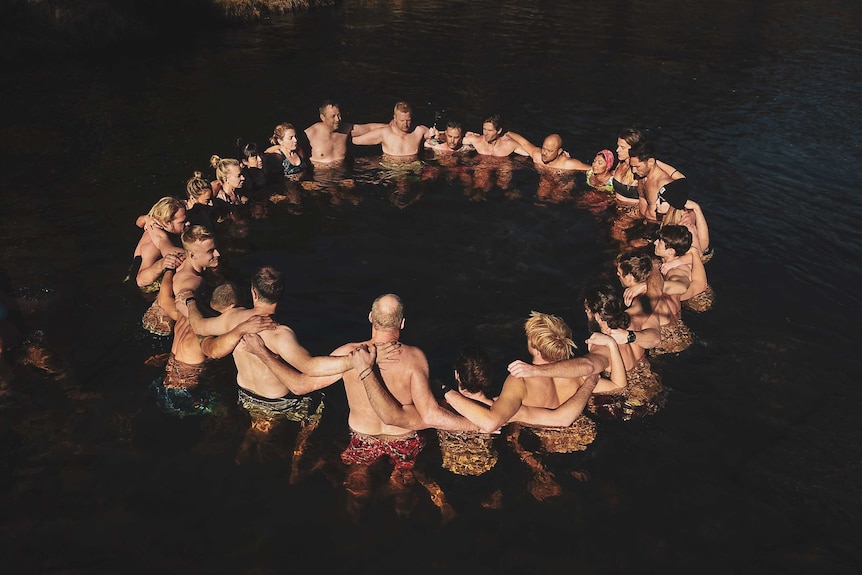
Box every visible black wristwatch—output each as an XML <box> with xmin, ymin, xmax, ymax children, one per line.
<box><xmin>185</xmin><ymin>296</ymin><xmax>196</xmax><ymax>306</ymax></box>
<box><xmin>626</xmin><ymin>330</ymin><xmax>637</xmax><ymax>343</ymax></box>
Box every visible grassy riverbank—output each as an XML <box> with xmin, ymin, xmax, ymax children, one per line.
<box><xmin>2</xmin><ymin>0</ymin><xmax>336</xmax><ymax>60</ymax></box>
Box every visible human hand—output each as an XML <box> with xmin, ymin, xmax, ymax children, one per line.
<box><xmin>237</xmin><ymin>314</ymin><xmax>277</xmax><ymax>335</ymax></box>
<box><xmin>238</xmin><ymin>332</ymin><xmax>268</xmax><ymax>357</ymax></box>
<box><xmin>507</xmin><ymin>359</ymin><xmax>539</xmax><ymax>378</ymax></box>
<box><xmin>349</xmin><ymin>343</ymin><xmax>376</xmax><ymax>372</ymax></box>
<box><xmin>623</xmin><ymin>282</ymin><xmax>647</xmax><ymax>306</ymax></box>
<box><xmin>162</xmin><ymin>253</ymin><xmax>183</xmax><ymax>272</ymax></box>
<box><xmin>375</xmin><ymin>341</ymin><xmax>402</xmax><ymax>363</ymax></box>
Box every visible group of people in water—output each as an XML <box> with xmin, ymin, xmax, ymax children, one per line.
<box><xmin>128</xmin><ymin>99</ymin><xmax>714</xmax><ymax>519</ymax></box>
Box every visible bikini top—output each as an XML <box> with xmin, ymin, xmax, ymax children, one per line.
<box><xmin>612</xmin><ymin>176</ymin><xmax>639</xmax><ymax>200</ymax></box>
<box><xmin>281</xmin><ymin>150</ymin><xmax>306</xmax><ymax>176</ymax></box>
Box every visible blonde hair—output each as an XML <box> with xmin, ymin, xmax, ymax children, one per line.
<box><xmin>209</xmin><ymin>155</ymin><xmax>241</xmax><ymax>184</ymax></box>
<box><xmin>186</xmin><ymin>171</ymin><xmax>212</xmax><ymax>201</ymax></box>
<box><xmin>660</xmin><ymin>206</ymin><xmax>685</xmax><ymax>227</ymax></box>
<box><xmin>180</xmin><ymin>224</ymin><xmax>215</xmax><ymax>251</ymax></box>
<box><xmin>394</xmin><ymin>101</ymin><xmax>412</xmax><ymax>115</ymax></box>
<box><xmin>270</xmin><ymin>122</ymin><xmax>296</xmax><ymax>145</ymax></box>
<box><xmin>147</xmin><ymin>197</ymin><xmax>184</xmax><ymax>227</ymax></box>
<box><xmin>524</xmin><ymin>311</ymin><xmax>575</xmax><ymax>362</ymax></box>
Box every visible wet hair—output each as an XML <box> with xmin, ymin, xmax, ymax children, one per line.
<box><xmin>454</xmin><ymin>345</ymin><xmax>493</xmax><ymax>395</ymax></box>
<box><xmin>186</xmin><ymin>171</ymin><xmax>212</xmax><ymax>201</ymax></box>
<box><xmin>252</xmin><ymin>266</ymin><xmax>283</xmax><ymax>304</ymax></box>
<box><xmin>394</xmin><ymin>101</ymin><xmax>412</xmax><ymax>115</ymax></box>
<box><xmin>658</xmin><ymin>225</ymin><xmax>693</xmax><ymax>256</ymax></box>
<box><xmin>209</xmin><ymin>155</ymin><xmax>241</xmax><ymax>184</ymax></box>
<box><xmin>618</xmin><ymin>127</ymin><xmax>645</xmax><ymax>148</ymax></box>
<box><xmin>269</xmin><ymin>123</ymin><xmax>296</xmax><ymax>146</ymax></box>
<box><xmin>147</xmin><ymin>197</ymin><xmax>184</xmax><ymax>227</ymax></box>
<box><xmin>616</xmin><ymin>249</ymin><xmax>654</xmax><ymax>283</ymax></box>
<box><xmin>628</xmin><ymin>141</ymin><xmax>656</xmax><ymax>162</ymax></box>
<box><xmin>319</xmin><ymin>99</ymin><xmax>339</xmax><ymax>115</ymax></box>
<box><xmin>445</xmin><ymin>120</ymin><xmax>462</xmax><ymax>131</ymax></box>
<box><xmin>370</xmin><ymin>294</ymin><xmax>404</xmax><ymax>329</ymax></box>
<box><xmin>584</xmin><ymin>285</ymin><xmax>631</xmax><ymax>330</ymax></box>
<box><xmin>181</xmin><ymin>224</ymin><xmax>215</xmax><ymax>251</ymax></box>
<box><xmin>483</xmin><ymin>114</ymin><xmax>502</xmax><ymax>131</ymax></box>
<box><xmin>524</xmin><ymin>311</ymin><xmax>575</xmax><ymax>362</ymax></box>
<box><xmin>211</xmin><ymin>282</ymin><xmax>239</xmax><ymax>312</ymax></box>
<box><xmin>236</xmin><ymin>139</ymin><xmax>260</xmax><ymax>160</ymax></box>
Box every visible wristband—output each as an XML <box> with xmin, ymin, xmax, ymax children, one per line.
<box><xmin>185</xmin><ymin>297</ymin><xmax>196</xmax><ymax>306</ymax></box>
<box><xmin>359</xmin><ymin>367</ymin><xmax>373</xmax><ymax>380</ymax></box>
<box><xmin>163</xmin><ymin>268</ymin><xmax>176</xmax><ymax>274</ymax></box>
<box><xmin>626</xmin><ymin>330</ymin><xmax>636</xmax><ymax>344</ymax></box>
<box><xmin>441</xmin><ymin>382</ymin><xmax>457</xmax><ymax>395</ymax></box>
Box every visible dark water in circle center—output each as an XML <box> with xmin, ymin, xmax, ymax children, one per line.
<box><xmin>2</xmin><ymin>1</ymin><xmax>862</xmax><ymax>573</ymax></box>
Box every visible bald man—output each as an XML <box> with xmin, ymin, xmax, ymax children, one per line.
<box><xmin>506</xmin><ymin>131</ymin><xmax>591</xmax><ymax>171</ymax></box>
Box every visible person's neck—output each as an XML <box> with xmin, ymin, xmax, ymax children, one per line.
<box><xmin>253</xmin><ymin>302</ymin><xmax>277</xmax><ymax>315</ymax></box>
<box><xmin>370</xmin><ymin>327</ymin><xmax>400</xmax><ymax>344</ymax></box>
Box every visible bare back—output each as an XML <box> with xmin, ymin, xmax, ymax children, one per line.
<box><xmin>234</xmin><ymin>325</ymin><xmax>298</xmax><ymax>399</ymax></box>
<box><xmin>336</xmin><ymin>339</ymin><xmax>429</xmax><ymax>436</ymax></box>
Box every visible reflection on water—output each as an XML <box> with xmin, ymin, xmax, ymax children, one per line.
<box><xmin>2</xmin><ymin>0</ymin><xmax>862</xmax><ymax>572</ymax></box>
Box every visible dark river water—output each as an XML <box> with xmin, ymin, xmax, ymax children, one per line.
<box><xmin>2</xmin><ymin>0</ymin><xmax>861</xmax><ymax>573</ymax></box>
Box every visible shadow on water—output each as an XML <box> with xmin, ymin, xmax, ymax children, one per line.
<box><xmin>2</xmin><ymin>0</ymin><xmax>862</xmax><ymax>573</ymax></box>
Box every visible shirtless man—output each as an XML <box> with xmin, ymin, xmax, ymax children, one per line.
<box><xmin>628</xmin><ymin>141</ymin><xmax>675</xmax><ymax>224</ymax></box>
<box><xmin>446</xmin><ymin>312</ymin><xmax>623</xmax><ymax>433</ymax></box>
<box><xmin>461</xmin><ymin>114</ymin><xmax>523</xmax><ymax>157</ymax></box>
<box><xmin>352</xmin><ymin>101</ymin><xmax>438</xmax><ymax>158</ymax></box>
<box><xmin>424</xmin><ymin>120</ymin><xmax>471</xmax><ymax>154</ymax></box>
<box><xmin>155</xmin><ymin>271</ymin><xmax>274</xmax><ymax>415</ymax></box>
<box><xmin>612</xmin><ymin>250</ymin><xmax>673</xmax><ymax>350</ymax></box>
<box><xmin>304</xmin><ymin>100</ymin><xmax>388</xmax><ymax>165</ymax></box>
<box><xmin>505</xmin><ymin>132</ymin><xmax>591</xmax><ymax>172</ymax></box>
<box><xmin>133</xmin><ymin>197</ymin><xmax>188</xmax><ymax>289</ymax></box>
<box><xmin>329</xmin><ymin>294</ymin><xmax>476</xmax><ymax>514</ymax></box>
<box><xmin>445</xmin><ymin>312</ymin><xmax>624</xmax><ymax>499</ymax></box>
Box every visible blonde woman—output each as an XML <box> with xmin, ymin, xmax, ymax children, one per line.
<box><xmin>210</xmin><ymin>155</ymin><xmax>248</xmax><ymax>205</ymax></box>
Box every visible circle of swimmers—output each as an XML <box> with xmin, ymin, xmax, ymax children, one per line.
<box><xmin>128</xmin><ymin>100</ymin><xmax>713</xmax><ymax>517</ymax></box>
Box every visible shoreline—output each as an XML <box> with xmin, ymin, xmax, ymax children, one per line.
<box><xmin>2</xmin><ymin>0</ymin><xmax>338</xmax><ymax>61</ymax></box>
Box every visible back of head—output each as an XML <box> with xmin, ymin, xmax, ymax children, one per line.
<box><xmin>181</xmin><ymin>224</ymin><xmax>214</xmax><ymax>251</ymax></box>
<box><xmin>584</xmin><ymin>285</ymin><xmax>631</xmax><ymax>330</ymax></box>
<box><xmin>524</xmin><ymin>311</ymin><xmax>575</xmax><ymax>362</ymax></box>
<box><xmin>252</xmin><ymin>266</ymin><xmax>284</xmax><ymax>304</ymax></box>
<box><xmin>186</xmin><ymin>171</ymin><xmax>212</xmax><ymax>201</ymax></box>
<box><xmin>211</xmin><ymin>282</ymin><xmax>240</xmax><ymax>312</ymax></box>
<box><xmin>454</xmin><ymin>345</ymin><xmax>493</xmax><ymax>395</ymax></box>
<box><xmin>658</xmin><ymin>224</ymin><xmax>693</xmax><ymax>256</ymax></box>
<box><xmin>148</xmin><ymin>197</ymin><xmax>183</xmax><ymax>227</ymax></box>
<box><xmin>616</xmin><ymin>249</ymin><xmax>654</xmax><ymax>283</ymax></box>
<box><xmin>370</xmin><ymin>294</ymin><xmax>404</xmax><ymax>330</ymax></box>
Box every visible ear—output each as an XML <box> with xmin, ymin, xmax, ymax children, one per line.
<box><xmin>368</xmin><ymin>311</ymin><xmax>373</xmax><ymax>324</ymax></box>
